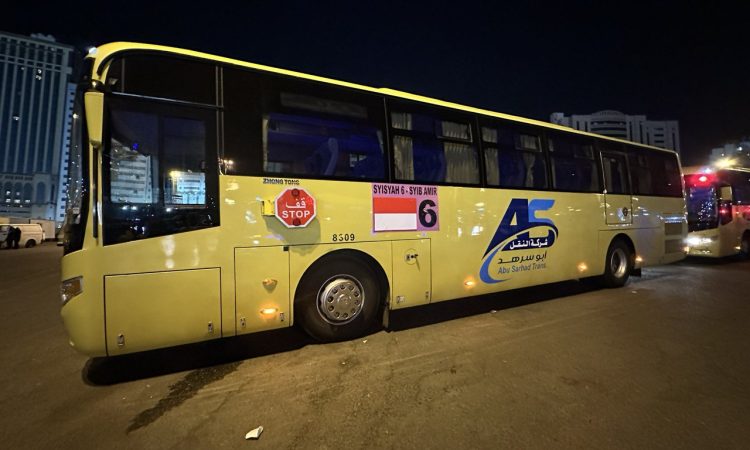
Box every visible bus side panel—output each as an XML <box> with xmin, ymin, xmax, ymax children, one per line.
<box><xmin>104</xmin><ymin>268</ymin><xmax>222</xmax><ymax>355</ymax></box>
<box><xmin>235</xmin><ymin>246</ymin><xmax>291</xmax><ymax>334</ymax></box>
<box><xmin>288</xmin><ymin>241</ymin><xmax>393</xmax><ymax>322</ymax></box>
<box><xmin>660</xmin><ymin>197</ymin><xmax>688</xmax><ymax>264</ymax></box>
<box><xmin>432</xmin><ymin>189</ymin><xmax>604</xmax><ymax>300</ymax></box>
<box><xmin>640</xmin><ymin>196</ymin><xmax>686</xmax><ymax>264</ymax></box>
<box><xmin>630</xmin><ymin>196</ymin><xmax>664</xmax><ymax>267</ymax></box>
<box><xmin>735</xmin><ymin>204</ymin><xmax>750</xmax><ymax>252</ymax></box>
<box><xmin>622</xmin><ymin>196</ymin><xmax>687</xmax><ymax>266</ymax></box>
<box><xmin>720</xmin><ymin>221</ymin><xmax>742</xmax><ymax>256</ymax></box>
<box><xmin>596</xmin><ymin>227</ymin><xmax>663</xmax><ymax>272</ymax></box>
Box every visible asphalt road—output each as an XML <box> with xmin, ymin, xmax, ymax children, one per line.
<box><xmin>1</xmin><ymin>245</ymin><xmax>749</xmax><ymax>449</ymax></box>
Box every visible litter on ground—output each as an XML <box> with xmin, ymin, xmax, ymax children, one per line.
<box><xmin>245</xmin><ymin>426</ymin><xmax>263</xmax><ymax>440</ymax></box>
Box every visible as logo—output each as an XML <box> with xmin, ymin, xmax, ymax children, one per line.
<box><xmin>479</xmin><ymin>198</ymin><xmax>558</xmax><ymax>284</ymax></box>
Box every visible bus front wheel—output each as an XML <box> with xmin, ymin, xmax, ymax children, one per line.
<box><xmin>601</xmin><ymin>239</ymin><xmax>633</xmax><ymax>288</ymax></box>
<box><xmin>295</xmin><ymin>255</ymin><xmax>382</xmax><ymax>342</ymax></box>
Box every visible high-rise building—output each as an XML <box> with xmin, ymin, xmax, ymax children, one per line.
<box><xmin>0</xmin><ymin>31</ymin><xmax>75</xmax><ymax>223</ymax></box>
<box><xmin>55</xmin><ymin>82</ymin><xmax>76</xmax><ymax>224</ymax></box>
<box><xmin>550</xmin><ymin>110</ymin><xmax>680</xmax><ymax>154</ymax></box>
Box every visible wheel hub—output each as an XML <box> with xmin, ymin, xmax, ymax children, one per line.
<box><xmin>317</xmin><ymin>276</ymin><xmax>364</xmax><ymax>324</ymax></box>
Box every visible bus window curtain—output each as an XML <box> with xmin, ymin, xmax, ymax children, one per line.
<box><xmin>444</xmin><ymin>142</ymin><xmax>478</xmax><ymax>184</ymax></box>
<box><xmin>523</xmin><ymin>151</ymin><xmax>536</xmax><ymax>187</ymax></box>
<box><xmin>391</xmin><ymin>112</ymin><xmax>412</xmax><ymax>130</ymax></box>
<box><xmin>485</xmin><ymin>148</ymin><xmax>499</xmax><ymax>185</ymax></box>
<box><xmin>393</xmin><ymin>135</ymin><xmax>414</xmax><ymax>180</ymax></box>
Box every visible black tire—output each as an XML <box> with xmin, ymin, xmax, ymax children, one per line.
<box><xmin>601</xmin><ymin>239</ymin><xmax>633</xmax><ymax>288</ymax></box>
<box><xmin>295</xmin><ymin>255</ymin><xmax>382</xmax><ymax>342</ymax></box>
<box><xmin>25</xmin><ymin>239</ymin><xmax>36</xmax><ymax>248</ymax></box>
<box><xmin>740</xmin><ymin>233</ymin><xmax>750</xmax><ymax>259</ymax></box>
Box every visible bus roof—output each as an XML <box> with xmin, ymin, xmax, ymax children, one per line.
<box><xmin>89</xmin><ymin>42</ymin><xmax>675</xmax><ymax>155</ymax></box>
<box><xmin>683</xmin><ymin>166</ymin><xmax>750</xmax><ymax>175</ymax></box>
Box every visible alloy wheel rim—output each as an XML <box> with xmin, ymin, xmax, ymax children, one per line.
<box><xmin>317</xmin><ymin>275</ymin><xmax>365</xmax><ymax>325</ymax></box>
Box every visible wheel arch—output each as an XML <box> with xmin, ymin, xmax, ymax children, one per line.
<box><xmin>740</xmin><ymin>230</ymin><xmax>750</xmax><ymax>256</ymax></box>
<box><xmin>292</xmin><ymin>247</ymin><xmax>391</xmax><ymax>340</ymax></box>
<box><xmin>293</xmin><ymin>248</ymin><xmax>390</xmax><ymax>310</ymax></box>
<box><xmin>611</xmin><ymin>233</ymin><xmax>635</xmax><ymax>259</ymax></box>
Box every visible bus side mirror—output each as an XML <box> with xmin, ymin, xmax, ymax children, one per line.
<box><xmin>720</xmin><ymin>186</ymin><xmax>733</xmax><ymax>201</ymax></box>
<box><xmin>84</xmin><ymin>91</ymin><xmax>104</xmax><ymax>148</ymax></box>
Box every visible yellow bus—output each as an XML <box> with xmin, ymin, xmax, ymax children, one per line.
<box><xmin>683</xmin><ymin>166</ymin><xmax>750</xmax><ymax>257</ymax></box>
<box><xmin>60</xmin><ymin>42</ymin><xmax>687</xmax><ymax>357</ymax></box>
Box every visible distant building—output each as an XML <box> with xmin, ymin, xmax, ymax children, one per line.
<box><xmin>550</xmin><ymin>110</ymin><xmax>680</xmax><ymax>153</ymax></box>
<box><xmin>109</xmin><ymin>138</ymin><xmax>154</xmax><ymax>203</ymax></box>
<box><xmin>55</xmin><ymin>82</ymin><xmax>76</xmax><ymax>224</ymax></box>
<box><xmin>0</xmin><ymin>31</ymin><xmax>75</xmax><ymax>225</ymax></box>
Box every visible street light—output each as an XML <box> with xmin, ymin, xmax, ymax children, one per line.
<box><xmin>714</xmin><ymin>157</ymin><xmax>736</xmax><ymax>169</ymax></box>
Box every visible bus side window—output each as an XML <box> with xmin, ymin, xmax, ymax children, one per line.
<box><xmin>260</xmin><ymin>83</ymin><xmax>386</xmax><ymax>181</ymax></box>
<box><xmin>650</xmin><ymin>152</ymin><xmax>682</xmax><ymax>197</ymax></box>
<box><xmin>730</xmin><ymin>173</ymin><xmax>750</xmax><ymax>204</ymax></box>
<box><xmin>600</xmin><ymin>150</ymin><xmax>630</xmax><ymax>195</ymax></box>
<box><xmin>719</xmin><ymin>170</ymin><xmax>750</xmax><ymax>205</ymax></box>
<box><xmin>482</xmin><ymin>123</ymin><xmax>547</xmax><ymax>189</ymax></box>
<box><xmin>627</xmin><ymin>147</ymin><xmax>654</xmax><ymax>195</ymax></box>
<box><xmin>390</xmin><ymin>106</ymin><xmax>479</xmax><ymax>185</ymax></box>
<box><xmin>548</xmin><ymin>134</ymin><xmax>600</xmax><ymax>192</ymax></box>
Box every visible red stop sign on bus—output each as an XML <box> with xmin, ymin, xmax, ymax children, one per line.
<box><xmin>275</xmin><ymin>188</ymin><xmax>317</xmax><ymax>228</ymax></box>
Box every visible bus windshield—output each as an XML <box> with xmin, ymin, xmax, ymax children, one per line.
<box><xmin>687</xmin><ymin>185</ymin><xmax>717</xmax><ymax>231</ymax></box>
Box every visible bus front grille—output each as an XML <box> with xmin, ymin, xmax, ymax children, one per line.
<box><xmin>664</xmin><ymin>222</ymin><xmax>683</xmax><ymax>236</ymax></box>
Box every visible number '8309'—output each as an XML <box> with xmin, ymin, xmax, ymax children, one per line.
<box><xmin>332</xmin><ymin>233</ymin><xmax>355</xmax><ymax>242</ymax></box>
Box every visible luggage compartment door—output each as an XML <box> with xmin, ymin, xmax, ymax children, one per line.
<box><xmin>391</xmin><ymin>239</ymin><xmax>431</xmax><ymax>309</ymax></box>
<box><xmin>105</xmin><ymin>268</ymin><xmax>221</xmax><ymax>355</ymax></box>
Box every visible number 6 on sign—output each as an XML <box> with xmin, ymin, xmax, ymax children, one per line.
<box><xmin>419</xmin><ymin>199</ymin><xmax>437</xmax><ymax>228</ymax></box>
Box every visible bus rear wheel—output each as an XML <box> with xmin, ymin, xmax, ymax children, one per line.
<box><xmin>601</xmin><ymin>239</ymin><xmax>633</xmax><ymax>288</ymax></box>
<box><xmin>740</xmin><ymin>233</ymin><xmax>750</xmax><ymax>258</ymax></box>
<box><xmin>295</xmin><ymin>255</ymin><xmax>382</xmax><ymax>342</ymax></box>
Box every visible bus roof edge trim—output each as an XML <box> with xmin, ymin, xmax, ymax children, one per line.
<box><xmin>90</xmin><ymin>42</ymin><xmax>676</xmax><ymax>154</ymax></box>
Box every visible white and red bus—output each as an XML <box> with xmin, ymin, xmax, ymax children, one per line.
<box><xmin>684</xmin><ymin>166</ymin><xmax>750</xmax><ymax>257</ymax></box>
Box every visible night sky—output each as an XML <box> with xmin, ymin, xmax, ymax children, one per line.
<box><xmin>4</xmin><ymin>1</ymin><xmax>749</xmax><ymax>165</ymax></box>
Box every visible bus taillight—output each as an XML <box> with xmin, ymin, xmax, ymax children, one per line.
<box><xmin>719</xmin><ymin>201</ymin><xmax>733</xmax><ymax>225</ymax></box>
<box><xmin>687</xmin><ymin>173</ymin><xmax>716</xmax><ymax>187</ymax></box>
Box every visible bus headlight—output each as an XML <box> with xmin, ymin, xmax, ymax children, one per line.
<box><xmin>61</xmin><ymin>276</ymin><xmax>83</xmax><ymax>306</ymax></box>
<box><xmin>686</xmin><ymin>236</ymin><xmax>714</xmax><ymax>247</ymax></box>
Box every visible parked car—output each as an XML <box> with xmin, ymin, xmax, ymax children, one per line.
<box><xmin>0</xmin><ymin>223</ymin><xmax>45</xmax><ymax>248</ymax></box>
